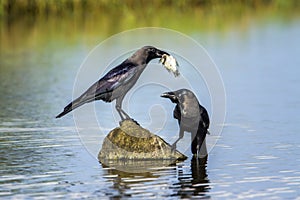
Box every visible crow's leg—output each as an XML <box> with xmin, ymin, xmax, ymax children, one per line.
<box><xmin>193</xmin><ymin>128</ymin><xmax>207</xmax><ymax>158</ymax></box>
<box><xmin>198</xmin><ymin>138</ymin><xmax>207</xmax><ymax>158</ymax></box>
<box><xmin>116</xmin><ymin>96</ymin><xmax>130</xmax><ymax>121</ymax></box>
<box><xmin>191</xmin><ymin>131</ymin><xmax>199</xmax><ymax>155</ymax></box>
<box><xmin>116</xmin><ymin>96</ymin><xmax>140</xmax><ymax>126</ymax></box>
<box><xmin>120</xmin><ymin>109</ymin><xmax>130</xmax><ymax>119</ymax></box>
<box><xmin>171</xmin><ymin>127</ymin><xmax>184</xmax><ymax>153</ymax></box>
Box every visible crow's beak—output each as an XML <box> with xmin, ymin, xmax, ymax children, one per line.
<box><xmin>161</xmin><ymin>92</ymin><xmax>178</xmax><ymax>103</ymax></box>
<box><xmin>156</xmin><ymin>49</ymin><xmax>170</xmax><ymax>58</ymax></box>
<box><xmin>160</xmin><ymin>92</ymin><xmax>173</xmax><ymax>98</ymax></box>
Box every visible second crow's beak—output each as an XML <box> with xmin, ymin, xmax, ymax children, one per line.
<box><xmin>160</xmin><ymin>92</ymin><xmax>173</xmax><ymax>98</ymax></box>
<box><xmin>161</xmin><ymin>92</ymin><xmax>178</xmax><ymax>103</ymax></box>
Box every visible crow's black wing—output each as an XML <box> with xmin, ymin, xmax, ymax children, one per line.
<box><xmin>173</xmin><ymin>104</ymin><xmax>181</xmax><ymax>120</ymax></box>
<box><xmin>75</xmin><ymin>62</ymin><xmax>138</xmax><ymax>102</ymax></box>
<box><xmin>89</xmin><ymin>62</ymin><xmax>137</xmax><ymax>97</ymax></box>
<box><xmin>56</xmin><ymin>62</ymin><xmax>137</xmax><ymax>118</ymax></box>
<box><xmin>199</xmin><ymin>104</ymin><xmax>210</xmax><ymax>130</ymax></box>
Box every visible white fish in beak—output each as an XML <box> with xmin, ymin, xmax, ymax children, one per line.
<box><xmin>159</xmin><ymin>54</ymin><xmax>180</xmax><ymax>77</ymax></box>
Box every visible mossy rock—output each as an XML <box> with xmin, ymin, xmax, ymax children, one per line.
<box><xmin>98</xmin><ymin>120</ymin><xmax>187</xmax><ymax>162</ymax></box>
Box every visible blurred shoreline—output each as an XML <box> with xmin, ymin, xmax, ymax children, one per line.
<box><xmin>1</xmin><ymin>0</ymin><xmax>299</xmax><ymax>53</ymax></box>
<box><xmin>1</xmin><ymin>0</ymin><xmax>299</xmax><ymax>23</ymax></box>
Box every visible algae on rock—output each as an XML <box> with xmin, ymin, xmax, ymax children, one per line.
<box><xmin>98</xmin><ymin>120</ymin><xmax>187</xmax><ymax>161</ymax></box>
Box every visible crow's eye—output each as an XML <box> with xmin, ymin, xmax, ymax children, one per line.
<box><xmin>150</xmin><ymin>48</ymin><xmax>155</xmax><ymax>52</ymax></box>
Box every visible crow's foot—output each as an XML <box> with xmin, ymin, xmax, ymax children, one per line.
<box><xmin>129</xmin><ymin>118</ymin><xmax>140</xmax><ymax>126</ymax></box>
<box><xmin>119</xmin><ymin>118</ymin><xmax>140</xmax><ymax>126</ymax></box>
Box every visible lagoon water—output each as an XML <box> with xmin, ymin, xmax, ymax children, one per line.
<box><xmin>1</xmin><ymin>14</ymin><xmax>300</xmax><ymax>199</ymax></box>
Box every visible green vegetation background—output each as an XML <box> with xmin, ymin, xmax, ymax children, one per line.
<box><xmin>1</xmin><ymin>0</ymin><xmax>299</xmax><ymax>52</ymax></box>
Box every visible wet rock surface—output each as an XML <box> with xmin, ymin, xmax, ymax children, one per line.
<box><xmin>98</xmin><ymin>120</ymin><xmax>187</xmax><ymax>162</ymax></box>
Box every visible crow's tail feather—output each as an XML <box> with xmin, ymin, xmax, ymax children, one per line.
<box><xmin>56</xmin><ymin>80</ymin><xmax>106</xmax><ymax>118</ymax></box>
<box><xmin>55</xmin><ymin>97</ymin><xmax>90</xmax><ymax>118</ymax></box>
<box><xmin>56</xmin><ymin>102</ymin><xmax>74</xmax><ymax>118</ymax></box>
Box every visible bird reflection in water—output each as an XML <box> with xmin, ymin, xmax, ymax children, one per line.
<box><xmin>175</xmin><ymin>156</ymin><xmax>210</xmax><ymax>198</ymax></box>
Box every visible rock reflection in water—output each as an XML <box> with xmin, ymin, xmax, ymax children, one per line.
<box><xmin>100</xmin><ymin>157</ymin><xmax>210</xmax><ymax>198</ymax></box>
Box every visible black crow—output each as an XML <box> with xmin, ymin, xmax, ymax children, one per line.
<box><xmin>56</xmin><ymin>46</ymin><xmax>169</xmax><ymax>120</ymax></box>
<box><xmin>161</xmin><ymin>89</ymin><xmax>210</xmax><ymax>157</ymax></box>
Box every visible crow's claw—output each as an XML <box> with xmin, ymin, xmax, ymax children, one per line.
<box><xmin>130</xmin><ymin>118</ymin><xmax>140</xmax><ymax>126</ymax></box>
<box><xmin>119</xmin><ymin>118</ymin><xmax>140</xmax><ymax>126</ymax></box>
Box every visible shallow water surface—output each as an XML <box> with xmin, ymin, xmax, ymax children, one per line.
<box><xmin>1</xmin><ymin>16</ymin><xmax>300</xmax><ymax>199</ymax></box>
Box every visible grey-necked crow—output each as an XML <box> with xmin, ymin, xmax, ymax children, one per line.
<box><xmin>161</xmin><ymin>89</ymin><xmax>210</xmax><ymax>157</ymax></box>
<box><xmin>56</xmin><ymin>46</ymin><xmax>169</xmax><ymax>120</ymax></box>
